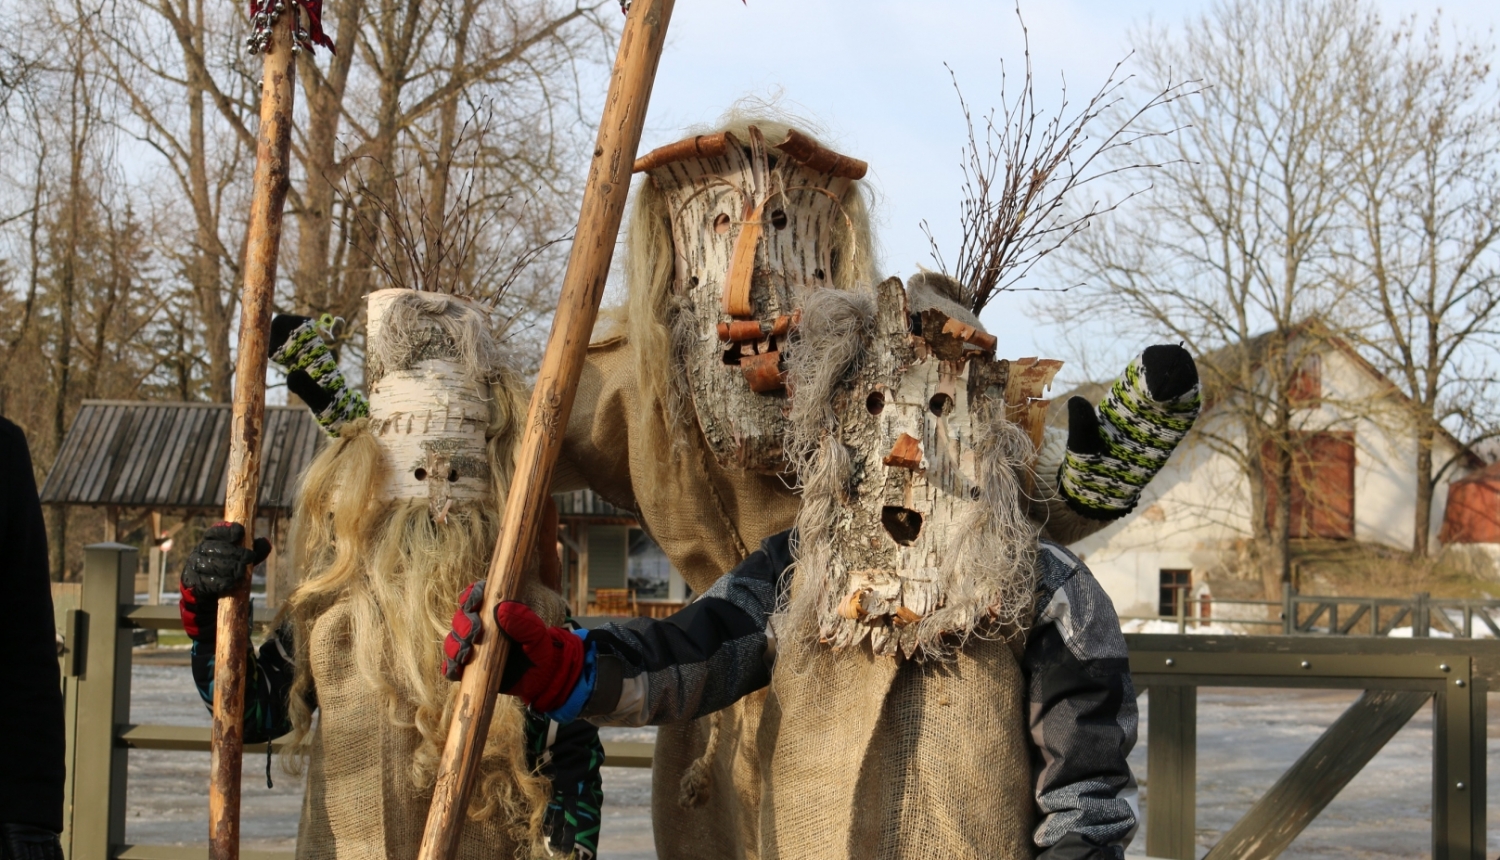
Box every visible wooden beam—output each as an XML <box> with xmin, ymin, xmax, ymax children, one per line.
<box><xmin>556</xmin><ymin>524</ymin><xmax>582</xmax><ymax>556</ymax></box>
<box><xmin>576</xmin><ymin>523</ymin><xmax>590</xmax><ymax>617</ymax></box>
<box><xmin>1204</xmin><ymin>690</ymin><xmax>1429</xmax><ymax>860</ymax></box>
<box><xmin>1146</xmin><ymin>685</ymin><xmax>1197</xmax><ymax>859</ymax></box>
<box><xmin>148</xmin><ymin>512</ymin><xmax>164</xmax><ymax>605</ymax></box>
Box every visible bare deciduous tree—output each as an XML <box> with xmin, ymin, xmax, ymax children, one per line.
<box><xmin>1046</xmin><ymin>0</ymin><xmax>1378</xmax><ymax>595</ymax></box>
<box><xmin>925</xmin><ymin>7</ymin><xmax>1200</xmax><ymax>315</ymax></box>
<box><xmin>1335</xmin><ymin>18</ymin><xmax>1500</xmax><ymax>557</ymax></box>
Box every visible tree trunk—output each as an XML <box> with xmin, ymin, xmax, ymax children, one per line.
<box><xmin>52</xmin><ymin>37</ymin><xmax>86</xmax><ymax>582</ymax></box>
<box><xmin>185</xmin><ymin>0</ymin><xmax>233</xmax><ymax>402</ymax></box>
<box><xmin>291</xmin><ymin>0</ymin><xmax>359</xmax><ymax>316</ymax></box>
<box><xmin>1412</xmin><ymin>423</ymin><xmax>1435</xmax><ymax>557</ymax></box>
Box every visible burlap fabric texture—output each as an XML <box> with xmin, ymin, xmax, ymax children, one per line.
<box><xmin>556</xmin><ymin>335</ymin><xmax>1087</xmax><ymax>860</ymax></box>
<box><xmin>294</xmin><ymin>582</ymin><xmax>567</xmax><ymax>860</ymax></box>
<box><xmin>758</xmin><ymin>611</ymin><xmax>1035</xmax><ymax>860</ymax></box>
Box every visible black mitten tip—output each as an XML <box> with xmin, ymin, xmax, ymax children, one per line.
<box><xmin>285</xmin><ymin>369</ymin><xmax>335</xmax><ymax>413</ymax></box>
<box><xmin>1065</xmin><ymin>396</ymin><xmax>1108</xmax><ymax>456</ymax></box>
<box><xmin>269</xmin><ymin>313</ymin><xmax>313</xmax><ymax>356</ymax></box>
<box><xmin>250</xmin><ymin>536</ymin><xmax>273</xmax><ymax>566</ymax></box>
<box><xmin>1141</xmin><ymin>343</ymin><xmax>1199</xmax><ymax>401</ymax></box>
<box><xmin>498</xmin><ymin>645</ymin><xmax>535</xmax><ymax>695</ymax></box>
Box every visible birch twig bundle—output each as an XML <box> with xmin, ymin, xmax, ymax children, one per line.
<box><xmin>415</xmin><ymin>1</ymin><xmax>676</xmax><ymax>857</ymax></box>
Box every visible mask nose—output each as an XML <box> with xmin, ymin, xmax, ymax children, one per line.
<box><xmin>424</xmin><ymin>452</ymin><xmax>460</xmax><ymax>523</ymax></box>
<box><xmin>722</xmin><ymin>200</ymin><xmax>764</xmax><ymax>318</ymax></box>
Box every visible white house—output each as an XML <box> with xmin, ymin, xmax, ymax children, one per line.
<box><xmin>1059</xmin><ymin>331</ymin><xmax>1483</xmax><ymax>619</ymax></box>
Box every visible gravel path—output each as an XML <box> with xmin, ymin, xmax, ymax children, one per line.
<box><xmin>125</xmin><ymin>661</ymin><xmax>1500</xmax><ymax>858</ymax></box>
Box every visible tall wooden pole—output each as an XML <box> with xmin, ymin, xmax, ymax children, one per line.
<box><xmin>209</xmin><ymin>12</ymin><xmax>297</xmax><ymax>860</ymax></box>
<box><xmin>415</xmin><ymin>1</ymin><xmax>675</xmax><ymax>857</ymax></box>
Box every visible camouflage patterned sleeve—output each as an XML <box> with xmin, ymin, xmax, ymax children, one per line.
<box><xmin>525</xmin><ymin>709</ymin><xmax>604</xmax><ymax>859</ymax></box>
<box><xmin>1024</xmin><ymin>541</ymin><xmax>1141</xmax><ymax>860</ymax></box>
<box><xmin>188</xmin><ymin>621</ymin><xmax>297</xmax><ymax>745</ymax></box>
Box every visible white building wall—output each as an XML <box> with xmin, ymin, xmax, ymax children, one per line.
<box><xmin>1313</xmin><ymin>349</ymin><xmax>1465</xmax><ymax>552</ymax></box>
<box><xmin>1071</xmin><ymin>408</ymin><xmax>1252</xmax><ymax>616</ymax></box>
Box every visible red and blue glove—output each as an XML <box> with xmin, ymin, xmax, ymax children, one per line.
<box><xmin>178</xmin><ymin>522</ymin><xmax>271</xmax><ymax>641</ymax></box>
<box><xmin>443</xmin><ymin>582</ymin><xmax>593</xmax><ymax>719</ymax></box>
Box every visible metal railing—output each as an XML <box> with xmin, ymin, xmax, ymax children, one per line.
<box><xmin>1131</xmin><ymin>633</ymin><xmax>1494</xmax><ymax>860</ymax></box>
<box><xmin>1125</xmin><ymin>584</ymin><xmax>1500</xmax><ymax>637</ymax></box>
<box><xmin>61</xmin><ymin>543</ymin><xmax>1493</xmax><ymax>859</ymax></box>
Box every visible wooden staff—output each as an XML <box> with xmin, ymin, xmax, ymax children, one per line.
<box><xmin>209</xmin><ymin>12</ymin><xmax>298</xmax><ymax>860</ymax></box>
<box><xmin>415</xmin><ymin>1</ymin><xmax>675</xmax><ymax>857</ymax></box>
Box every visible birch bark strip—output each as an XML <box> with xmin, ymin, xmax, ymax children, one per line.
<box><xmin>209</xmin><ymin>16</ymin><xmax>297</xmax><ymax>860</ymax></box>
<box><xmin>415</xmin><ymin>3</ymin><xmax>675</xmax><ymax>858</ymax></box>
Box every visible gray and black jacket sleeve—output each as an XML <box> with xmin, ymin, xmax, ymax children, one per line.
<box><xmin>1025</xmin><ymin>540</ymin><xmax>1140</xmax><ymax>860</ymax></box>
<box><xmin>578</xmin><ymin>531</ymin><xmax>791</xmax><ymax>726</ymax></box>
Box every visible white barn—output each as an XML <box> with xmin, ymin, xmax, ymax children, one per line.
<box><xmin>1060</xmin><ymin>332</ymin><xmax>1483</xmax><ymax>619</ymax></box>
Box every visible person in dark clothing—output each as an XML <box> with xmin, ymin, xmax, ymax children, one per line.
<box><xmin>0</xmin><ymin>417</ymin><xmax>65</xmax><ymax>860</ymax></box>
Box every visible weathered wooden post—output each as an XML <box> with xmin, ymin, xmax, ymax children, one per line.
<box><xmin>415</xmin><ymin>2</ymin><xmax>675</xmax><ymax>857</ymax></box>
<box><xmin>61</xmin><ymin>543</ymin><xmax>137</xmax><ymax>860</ymax></box>
<box><xmin>208</xmin><ymin>4</ymin><xmax>302</xmax><ymax>858</ymax></box>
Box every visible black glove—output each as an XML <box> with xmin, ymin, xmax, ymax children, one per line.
<box><xmin>0</xmin><ymin>824</ymin><xmax>64</xmax><ymax>860</ymax></box>
<box><xmin>178</xmin><ymin>522</ymin><xmax>270</xmax><ymax>642</ymax></box>
<box><xmin>181</xmin><ymin>522</ymin><xmax>271</xmax><ymax>600</ymax></box>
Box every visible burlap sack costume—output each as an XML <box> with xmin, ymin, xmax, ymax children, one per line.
<box><xmin>745</xmin><ymin>278</ymin><xmax>1046</xmax><ymax>859</ymax></box>
<box><xmin>757</xmin><ymin>633</ymin><xmax>1035</xmax><ymax>859</ymax></box>
<box><xmin>282</xmin><ymin>290</ymin><xmax>567</xmax><ymax>859</ymax></box>
<box><xmin>555</xmin><ymin>334</ymin><xmax>791</xmax><ymax>860</ymax></box>
<box><xmin>552</xmin><ymin>116</ymin><xmax>1106</xmax><ymax>860</ymax></box>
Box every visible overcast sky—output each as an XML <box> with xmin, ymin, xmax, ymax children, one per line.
<box><xmin>629</xmin><ymin>0</ymin><xmax>1498</xmax><ymax>376</ymax></box>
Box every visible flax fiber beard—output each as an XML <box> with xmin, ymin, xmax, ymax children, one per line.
<box><xmin>606</xmin><ymin>108</ymin><xmax>878</xmax><ymax>860</ymax></box>
<box><xmin>277</xmin><ymin>291</ymin><xmax>561</xmax><ymax>858</ymax></box>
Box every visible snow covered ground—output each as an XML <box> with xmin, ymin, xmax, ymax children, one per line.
<box><xmin>126</xmin><ymin>661</ymin><xmax>1500</xmax><ymax>858</ymax></box>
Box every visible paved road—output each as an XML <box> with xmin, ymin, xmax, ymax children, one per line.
<box><xmin>127</xmin><ymin>660</ymin><xmax>1499</xmax><ymax>858</ymax></box>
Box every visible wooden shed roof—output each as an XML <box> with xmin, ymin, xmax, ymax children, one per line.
<box><xmin>39</xmin><ymin>400</ymin><xmax>323</xmax><ymax>513</ymax></box>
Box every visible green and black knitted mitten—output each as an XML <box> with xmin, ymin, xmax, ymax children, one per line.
<box><xmin>1059</xmin><ymin>344</ymin><xmax>1201</xmax><ymax>520</ymax></box>
<box><xmin>269</xmin><ymin>313</ymin><xmax>368</xmax><ymax>434</ymax></box>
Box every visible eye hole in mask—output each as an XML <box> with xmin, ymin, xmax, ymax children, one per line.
<box><xmin>881</xmin><ymin>506</ymin><xmax>924</xmax><ymax>546</ymax></box>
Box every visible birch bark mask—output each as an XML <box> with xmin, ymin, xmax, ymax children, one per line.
<box><xmin>784</xmin><ymin>276</ymin><xmax>1057</xmax><ymax>659</ymax></box>
<box><xmin>365</xmin><ymin>288</ymin><xmax>505</xmax><ymax>521</ymax></box>
<box><xmin>635</xmin><ymin>126</ymin><xmax>868</xmax><ymax>473</ymax></box>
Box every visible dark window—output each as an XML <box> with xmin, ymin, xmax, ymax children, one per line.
<box><xmin>1159</xmin><ymin>569</ymin><xmax>1191</xmax><ymax>617</ymax></box>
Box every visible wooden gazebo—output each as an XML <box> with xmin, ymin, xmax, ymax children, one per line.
<box><xmin>40</xmin><ymin>400</ymin><xmax>322</xmax><ymax>603</ymax></box>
